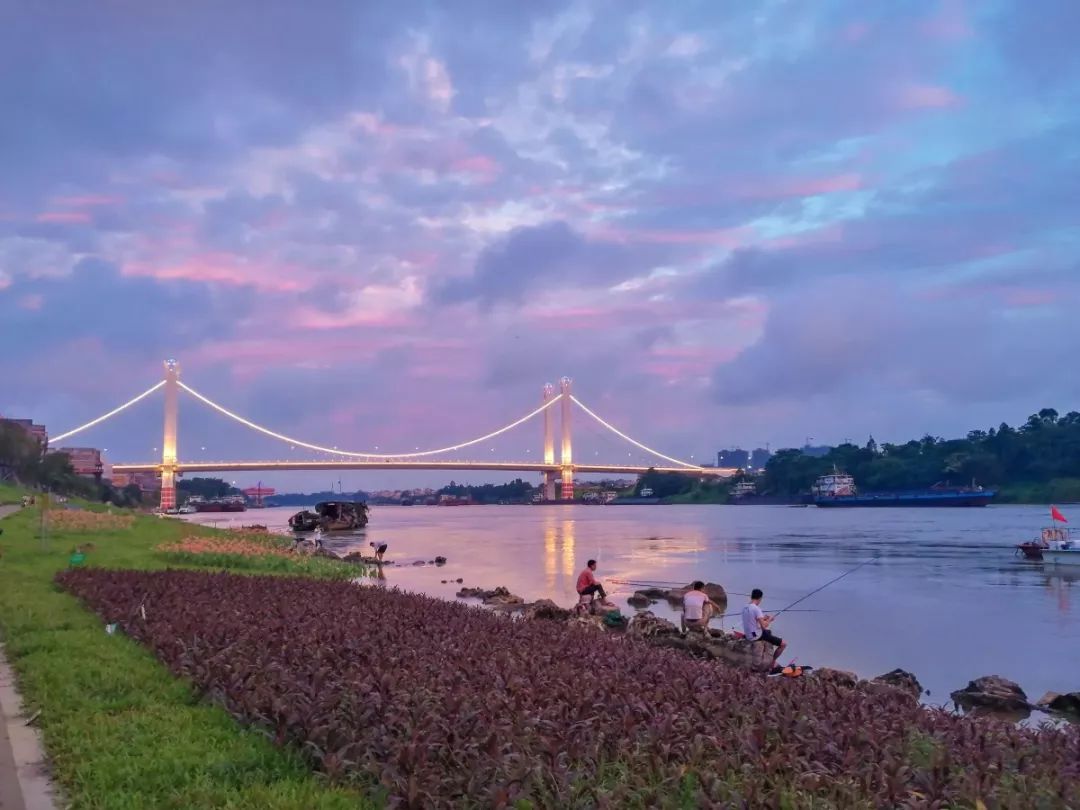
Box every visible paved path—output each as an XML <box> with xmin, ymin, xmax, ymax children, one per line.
<box><xmin>0</xmin><ymin>505</ymin><xmax>57</xmax><ymax>810</ymax></box>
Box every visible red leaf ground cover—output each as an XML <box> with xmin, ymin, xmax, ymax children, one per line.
<box><xmin>58</xmin><ymin>569</ymin><xmax>1080</xmax><ymax>809</ymax></box>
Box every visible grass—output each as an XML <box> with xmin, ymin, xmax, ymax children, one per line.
<box><xmin>0</xmin><ymin>505</ymin><xmax>375</xmax><ymax>809</ymax></box>
<box><xmin>0</xmin><ymin>480</ymin><xmax>26</xmax><ymax>504</ymax></box>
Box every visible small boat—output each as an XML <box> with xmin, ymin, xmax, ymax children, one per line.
<box><xmin>1017</xmin><ymin>507</ymin><xmax>1070</xmax><ymax>560</ymax></box>
<box><xmin>1044</xmin><ymin>526</ymin><xmax>1080</xmax><ymax>566</ymax></box>
<box><xmin>288</xmin><ymin>501</ymin><xmax>369</xmax><ymax>532</ymax></box>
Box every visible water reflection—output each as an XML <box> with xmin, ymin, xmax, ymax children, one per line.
<box><xmin>182</xmin><ymin>503</ymin><xmax>1079</xmax><ymax>703</ymax></box>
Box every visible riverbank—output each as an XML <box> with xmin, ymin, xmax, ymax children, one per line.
<box><xmin>0</xmin><ymin>504</ymin><xmax>370</xmax><ymax>809</ymax></box>
<box><xmin>57</xmin><ymin>566</ymin><xmax>1080</xmax><ymax>807</ymax></box>
<box><xmin>6</xmin><ymin>504</ymin><xmax>1080</xmax><ymax>806</ymax></box>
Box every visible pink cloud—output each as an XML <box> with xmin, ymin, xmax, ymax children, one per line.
<box><xmin>588</xmin><ymin>224</ymin><xmax>749</xmax><ymax>248</ymax></box>
<box><xmin>123</xmin><ymin>252</ymin><xmax>307</xmax><ymax>292</ymax></box>
<box><xmin>898</xmin><ymin>84</ymin><xmax>962</xmax><ymax>109</ymax></box>
<box><xmin>52</xmin><ymin>194</ymin><xmax>122</xmax><ymax>207</ymax></box>
<box><xmin>18</xmin><ymin>294</ymin><xmax>44</xmax><ymax>311</ymax></box>
<box><xmin>35</xmin><ymin>211</ymin><xmax>92</xmax><ymax>224</ymax></box>
<box><xmin>449</xmin><ymin>154</ymin><xmax>501</xmax><ymax>181</ymax></box>
<box><xmin>291</xmin><ymin>307</ymin><xmax>414</xmax><ymax>330</ymax></box>
<box><xmin>739</xmin><ymin>173</ymin><xmax>863</xmax><ymax>200</ymax></box>
<box><xmin>1003</xmin><ymin>288</ymin><xmax>1058</xmax><ymax>308</ymax></box>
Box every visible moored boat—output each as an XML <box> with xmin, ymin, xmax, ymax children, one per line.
<box><xmin>288</xmin><ymin>501</ymin><xmax>369</xmax><ymax>532</ymax></box>
<box><xmin>810</xmin><ymin>472</ymin><xmax>995</xmax><ymax>507</ymax></box>
<box><xmin>1017</xmin><ymin>506</ymin><xmax>1071</xmax><ymax>560</ymax></box>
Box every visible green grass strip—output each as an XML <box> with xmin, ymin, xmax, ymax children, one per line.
<box><xmin>0</xmin><ymin>505</ymin><xmax>374</xmax><ymax>809</ymax></box>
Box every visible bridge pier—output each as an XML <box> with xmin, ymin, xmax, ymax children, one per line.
<box><xmin>160</xmin><ymin>359</ymin><xmax>179</xmax><ymax>511</ymax></box>
<box><xmin>559</xmin><ymin>377</ymin><xmax>573</xmax><ymax>500</ymax></box>
<box><xmin>542</xmin><ymin>383</ymin><xmax>556</xmax><ymax>501</ymax></box>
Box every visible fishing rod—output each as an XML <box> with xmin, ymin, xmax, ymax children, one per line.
<box><xmin>770</xmin><ymin>557</ymin><xmax>876</xmax><ymax>617</ymax></box>
<box><xmin>610</xmin><ymin>579</ymin><xmax>772</xmax><ymax>599</ymax></box>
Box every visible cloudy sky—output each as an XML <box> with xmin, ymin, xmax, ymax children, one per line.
<box><xmin>1</xmin><ymin>0</ymin><xmax>1078</xmax><ymax>491</ymax></box>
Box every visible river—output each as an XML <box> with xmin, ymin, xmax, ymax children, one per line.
<box><xmin>181</xmin><ymin>503</ymin><xmax>1077</xmax><ymax>705</ymax></box>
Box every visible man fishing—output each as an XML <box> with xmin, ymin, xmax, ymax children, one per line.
<box><xmin>681</xmin><ymin>581</ymin><xmax>723</xmax><ymax>634</ymax></box>
<box><xmin>742</xmin><ymin>589</ymin><xmax>787</xmax><ymax>664</ymax></box>
<box><xmin>576</xmin><ymin>559</ymin><xmax>608</xmax><ymax>602</ymax></box>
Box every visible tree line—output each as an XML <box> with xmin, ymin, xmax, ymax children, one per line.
<box><xmin>761</xmin><ymin>408</ymin><xmax>1080</xmax><ymax>502</ymax></box>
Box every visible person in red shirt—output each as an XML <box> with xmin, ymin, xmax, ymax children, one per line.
<box><xmin>576</xmin><ymin>559</ymin><xmax>607</xmax><ymax>600</ymax></box>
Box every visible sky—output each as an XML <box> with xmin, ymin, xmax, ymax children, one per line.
<box><xmin>1</xmin><ymin>0</ymin><xmax>1078</xmax><ymax>491</ymax></box>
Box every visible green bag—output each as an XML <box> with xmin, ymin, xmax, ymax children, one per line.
<box><xmin>69</xmin><ymin>552</ymin><xmax>86</xmax><ymax>566</ymax></box>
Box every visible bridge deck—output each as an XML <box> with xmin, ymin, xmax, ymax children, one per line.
<box><xmin>110</xmin><ymin>461</ymin><xmax>736</xmax><ymax>476</ymax></box>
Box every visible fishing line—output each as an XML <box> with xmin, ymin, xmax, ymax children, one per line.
<box><xmin>771</xmin><ymin>557</ymin><xmax>876</xmax><ymax>617</ymax></box>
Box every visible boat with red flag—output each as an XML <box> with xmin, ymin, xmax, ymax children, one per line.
<box><xmin>1017</xmin><ymin>506</ymin><xmax>1071</xmax><ymax>560</ymax></box>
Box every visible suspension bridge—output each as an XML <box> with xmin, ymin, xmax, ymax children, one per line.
<box><xmin>50</xmin><ymin>360</ymin><xmax>736</xmax><ymax>509</ymax></box>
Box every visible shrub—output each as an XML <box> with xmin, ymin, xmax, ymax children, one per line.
<box><xmin>58</xmin><ymin>569</ymin><xmax>1080</xmax><ymax>809</ymax></box>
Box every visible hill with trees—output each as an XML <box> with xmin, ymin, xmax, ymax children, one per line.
<box><xmin>762</xmin><ymin>408</ymin><xmax>1080</xmax><ymax>503</ymax></box>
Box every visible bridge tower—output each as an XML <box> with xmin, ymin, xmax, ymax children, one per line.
<box><xmin>541</xmin><ymin>383</ymin><xmax>556</xmax><ymax>501</ymax></box>
<box><xmin>559</xmin><ymin>377</ymin><xmax>573</xmax><ymax>500</ymax></box>
<box><xmin>160</xmin><ymin>359</ymin><xmax>180</xmax><ymax>511</ymax></box>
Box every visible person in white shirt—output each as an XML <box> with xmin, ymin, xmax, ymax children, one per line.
<box><xmin>681</xmin><ymin>581</ymin><xmax>723</xmax><ymax>634</ymax></box>
<box><xmin>741</xmin><ymin>588</ymin><xmax>787</xmax><ymax>664</ymax></box>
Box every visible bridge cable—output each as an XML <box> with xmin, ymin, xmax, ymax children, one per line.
<box><xmin>569</xmin><ymin>394</ymin><xmax>704</xmax><ymax>470</ymax></box>
<box><xmin>177</xmin><ymin>381</ymin><xmax>561</xmax><ymax>460</ymax></box>
<box><xmin>50</xmin><ymin>381</ymin><xmax>166</xmax><ymax>444</ymax></box>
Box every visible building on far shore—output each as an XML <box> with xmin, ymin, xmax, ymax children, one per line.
<box><xmin>717</xmin><ymin>448</ymin><xmax>773</xmax><ymax>470</ymax></box>
<box><xmin>0</xmin><ymin>417</ymin><xmax>48</xmax><ymax>447</ymax></box>
<box><xmin>111</xmin><ymin>470</ymin><xmax>160</xmax><ymax>494</ymax></box>
<box><xmin>54</xmin><ymin>447</ymin><xmax>104</xmax><ymax>480</ymax></box>
<box><xmin>717</xmin><ymin>448</ymin><xmax>749</xmax><ymax>469</ymax></box>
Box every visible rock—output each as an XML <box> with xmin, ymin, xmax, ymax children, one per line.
<box><xmin>434</xmin><ymin>556</ymin><xmax>447</xmax><ymax>564</ymax></box>
<box><xmin>314</xmin><ymin>548</ymin><xmax>340</xmax><ymax>560</ymax></box>
<box><xmin>1036</xmin><ymin>691</ymin><xmax>1080</xmax><ymax>717</ymax></box>
<box><xmin>484</xmin><ymin>592</ymin><xmax>525</xmax><ymax>606</ymax></box>
<box><xmin>662</xmin><ymin>582</ymin><xmax>728</xmax><ymax>606</ymax></box>
<box><xmin>626</xmin><ymin>611</ymin><xmax>679</xmax><ymax>639</ymax></box>
<box><xmin>573</xmin><ymin>614</ymin><xmax>607</xmax><ymax>631</ymax></box>
<box><xmin>412</xmin><ymin>560</ymin><xmax>426</xmax><ymax>566</ymax></box>
<box><xmin>343</xmin><ymin>552</ymin><xmax>366</xmax><ymax>563</ymax></box>
<box><xmin>636</xmin><ymin>587</ymin><xmax>669</xmax><ymax>600</ymax></box>
<box><xmin>440</xmin><ymin>580</ymin><xmax>447</xmax><ymax>584</ymax></box>
<box><xmin>951</xmin><ymin>676</ymin><xmax>1030</xmax><ymax>713</ymax></box>
<box><xmin>456</xmin><ymin>578</ymin><xmax>463</xmax><ymax>583</ymax></box>
<box><xmin>524</xmin><ymin>599</ymin><xmax>573</xmax><ymax>622</ymax></box>
<box><xmin>427</xmin><ymin>560</ymin><xmax>435</xmax><ymax>564</ymax></box>
<box><xmin>873</xmin><ymin>669</ymin><xmax>923</xmax><ymax>698</ymax></box>
<box><xmin>815</xmin><ymin>668</ymin><xmax>859</xmax><ymax>688</ymax></box>
<box><xmin>456</xmin><ymin>585</ymin><xmax>525</xmax><ymax>605</ymax></box>
<box><xmin>627</xmin><ymin>592</ymin><xmax>653</xmax><ymax>608</ymax></box>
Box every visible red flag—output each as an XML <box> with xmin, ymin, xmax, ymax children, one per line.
<box><xmin>1051</xmin><ymin>505</ymin><xmax>1068</xmax><ymax>523</ymax></box>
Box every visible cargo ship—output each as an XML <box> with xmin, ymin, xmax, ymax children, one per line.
<box><xmin>188</xmin><ymin>495</ymin><xmax>247</xmax><ymax>513</ymax></box>
<box><xmin>809</xmin><ymin>473</ymin><xmax>995</xmax><ymax>507</ymax></box>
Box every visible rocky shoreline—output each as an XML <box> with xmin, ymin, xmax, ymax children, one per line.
<box><xmin>308</xmin><ymin>541</ymin><xmax>1080</xmax><ymax>724</ymax></box>
<box><xmin>450</xmin><ymin>579</ymin><xmax>1080</xmax><ymax>723</ymax></box>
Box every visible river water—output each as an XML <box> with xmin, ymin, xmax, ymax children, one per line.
<box><xmin>182</xmin><ymin>503</ymin><xmax>1078</xmax><ymax>705</ymax></box>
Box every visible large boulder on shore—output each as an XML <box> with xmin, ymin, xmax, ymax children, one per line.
<box><xmin>663</xmin><ymin>582</ymin><xmax>728</xmax><ymax>606</ymax></box>
<box><xmin>872</xmin><ymin>669</ymin><xmax>923</xmax><ymax>698</ymax></box>
<box><xmin>952</xmin><ymin>676</ymin><xmax>1030</xmax><ymax>713</ymax></box>
<box><xmin>627</xmin><ymin>592</ymin><xmax>653</xmax><ymax>608</ymax></box>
